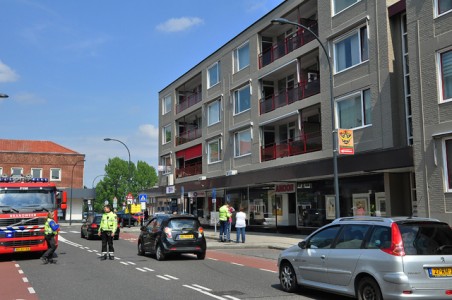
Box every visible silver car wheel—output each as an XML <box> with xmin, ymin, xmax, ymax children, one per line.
<box><xmin>357</xmin><ymin>277</ymin><xmax>382</xmax><ymax>300</ymax></box>
<box><xmin>279</xmin><ymin>262</ymin><xmax>297</xmax><ymax>292</ymax></box>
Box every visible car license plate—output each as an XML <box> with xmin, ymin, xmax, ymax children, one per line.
<box><xmin>179</xmin><ymin>234</ymin><xmax>194</xmax><ymax>239</ymax></box>
<box><xmin>14</xmin><ymin>247</ymin><xmax>31</xmax><ymax>252</ymax></box>
<box><xmin>429</xmin><ymin>267</ymin><xmax>452</xmax><ymax>277</ymax></box>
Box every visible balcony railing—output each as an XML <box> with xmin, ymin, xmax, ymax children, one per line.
<box><xmin>176</xmin><ymin>91</ymin><xmax>202</xmax><ymax>114</ymax></box>
<box><xmin>259</xmin><ymin>20</ymin><xmax>318</xmax><ymax>69</ymax></box>
<box><xmin>261</xmin><ymin>131</ymin><xmax>322</xmax><ymax>162</ymax></box>
<box><xmin>175</xmin><ymin>128</ymin><xmax>202</xmax><ymax>146</ymax></box>
<box><xmin>259</xmin><ymin>79</ymin><xmax>320</xmax><ymax>114</ymax></box>
<box><xmin>175</xmin><ymin>162</ymin><xmax>202</xmax><ymax>178</ymax></box>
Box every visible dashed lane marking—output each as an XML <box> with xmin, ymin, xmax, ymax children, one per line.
<box><xmin>230</xmin><ymin>262</ymin><xmax>244</xmax><ymax>266</ymax></box>
<box><xmin>136</xmin><ymin>268</ymin><xmax>147</xmax><ymax>272</ymax></box>
<box><xmin>156</xmin><ymin>275</ymin><xmax>171</xmax><ymax>281</ymax></box>
<box><xmin>259</xmin><ymin>268</ymin><xmax>277</xmax><ymax>273</ymax></box>
<box><xmin>28</xmin><ymin>287</ymin><xmax>36</xmax><ymax>294</ymax></box>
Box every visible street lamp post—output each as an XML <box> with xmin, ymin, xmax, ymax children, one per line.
<box><xmin>271</xmin><ymin>18</ymin><xmax>340</xmax><ymax>218</ymax></box>
<box><xmin>70</xmin><ymin>159</ymin><xmax>85</xmax><ymax>226</ymax></box>
<box><xmin>92</xmin><ymin>174</ymin><xmax>107</xmax><ymax>189</ymax></box>
<box><xmin>104</xmin><ymin>138</ymin><xmax>132</xmax><ymax>227</ymax></box>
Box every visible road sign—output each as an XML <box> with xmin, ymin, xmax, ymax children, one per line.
<box><xmin>139</xmin><ymin>194</ymin><xmax>147</xmax><ymax>203</ymax></box>
<box><xmin>104</xmin><ymin>200</ymin><xmax>109</xmax><ymax>205</ymax></box>
<box><xmin>126</xmin><ymin>193</ymin><xmax>133</xmax><ymax>205</ymax></box>
<box><xmin>212</xmin><ymin>188</ymin><xmax>216</xmax><ymax>199</ymax></box>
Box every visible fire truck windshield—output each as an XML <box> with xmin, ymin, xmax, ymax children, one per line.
<box><xmin>0</xmin><ymin>189</ymin><xmax>55</xmax><ymax>211</ymax></box>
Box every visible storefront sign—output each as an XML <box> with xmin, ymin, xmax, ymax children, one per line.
<box><xmin>166</xmin><ymin>186</ymin><xmax>175</xmax><ymax>194</ymax></box>
<box><xmin>275</xmin><ymin>183</ymin><xmax>295</xmax><ymax>194</ymax></box>
<box><xmin>338</xmin><ymin>128</ymin><xmax>354</xmax><ymax>155</ymax></box>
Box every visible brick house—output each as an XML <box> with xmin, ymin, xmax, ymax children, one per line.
<box><xmin>0</xmin><ymin>139</ymin><xmax>89</xmax><ymax>221</ymax></box>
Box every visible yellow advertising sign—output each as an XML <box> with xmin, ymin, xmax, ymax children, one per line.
<box><xmin>338</xmin><ymin>128</ymin><xmax>354</xmax><ymax>155</ymax></box>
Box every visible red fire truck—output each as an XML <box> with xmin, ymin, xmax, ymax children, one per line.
<box><xmin>0</xmin><ymin>174</ymin><xmax>67</xmax><ymax>254</ymax></box>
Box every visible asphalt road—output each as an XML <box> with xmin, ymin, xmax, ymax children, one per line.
<box><xmin>0</xmin><ymin>226</ymin><xmax>350</xmax><ymax>300</ymax></box>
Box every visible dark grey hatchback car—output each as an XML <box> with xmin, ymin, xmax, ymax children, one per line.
<box><xmin>137</xmin><ymin>214</ymin><xmax>206</xmax><ymax>261</ymax></box>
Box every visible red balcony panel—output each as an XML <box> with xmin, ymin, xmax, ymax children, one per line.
<box><xmin>176</xmin><ymin>92</ymin><xmax>202</xmax><ymax>114</ymax></box>
<box><xmin>175</xmin><ymin>128</ymin><xmax>202</xmax><ymax>146</ymax></box>
<box><xmin>175</xmin><ymin>162</ymin><xmax>202</xmax><ymax>178</ymax></box>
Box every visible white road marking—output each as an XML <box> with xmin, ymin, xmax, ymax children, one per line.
<box><xmin>191</xmin><ymin>284</ymin><xmax>211</xmax><ymax>291</ymax></box>
<box><xmin>70</xmin><ymin>231</ymin><xmax>79</xmax><ymax>233</ymax></box>
<box><xmin>136</xmin><ymin>268</ymin><xmax>147</xmax><ymax>272</ymax></box>
<box><xmin>259</xmin><ymin>268</ymin><xmax>277</xmax><ymax>273</ymax></box>
<box><xmin>18</xmin><ymin>270</ymin><xmax>24</xmax><ymax>274</ymax></box>
<box><xmin>224</xmin><ymin>295</ymin><xmax>241</xmax><ymax>300</ymax></box>
<box><xmin>59</xmin><ymin>231</ymin><xmax>67</xmax><ymax>234</ymax></box>
<box><xmin>15</xmin><ymin>264</ymin><xmax>20</xmax><ymax>267</ymax></box>
<box><xmin>207</xmin><ymin>258</ymin><xmax>218</xmax><ymax>261</ymax></box>
<box><xmin>120</xmin><ymin>262</ymin><xmax>129</xmax><ymax>266</ymax></box>
<box><xmin>156</xmin><ymin>275</ymin><xmax>171</xmax><ymax>280</ymax></box>
<box><xmin>22</xmin><ymin>277</ymin><xmax>28</xmax><ymax>283</ymax></box>
<box><xmin>183</xmin><ymin>285</ymin><xmax>228</xmax><ymax>300</ymax></box>
<box><xmin>230</xmin><ymin>262</ymin><xmax>244</xmax><ymax>266</ymax></box>
<box><xmin>127</xmin><ymin>261</ymin><xmax>136</xmax><ymax>265</ymax></box>
<box><xmin>28</xmin><ymin>287</ymin><xmax>36</xmax><ymax>294</ymax></box>
<box><xmin>143</xmin><ymin>267</ymin><xmax>154</xmax><ymax>272</ymax></box>
<box><xmin>164</xmin><ymin>275</ymin><xmax>179</xmax><ymax>280</ymax></box>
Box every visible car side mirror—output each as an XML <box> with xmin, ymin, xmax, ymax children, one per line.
<box><xmin>298</xmin><ymin>240</ymin><xmax>307</xmax><ymax>249</ymax></box>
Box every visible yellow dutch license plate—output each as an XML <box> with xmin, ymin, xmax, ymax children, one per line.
<box><xmin>430</xmin><ymin>267</ymin><xmax>452</xmax><ymax>277</ymax></box>
<box><xmin>179</xmin><ymin>234</ymin><xmax>194</xmax><ymax>239</ymax></box>
<box><xmin>14</xmin><ymin>247</ymin><xmax>31</xmax><ymax>252</ymax></box>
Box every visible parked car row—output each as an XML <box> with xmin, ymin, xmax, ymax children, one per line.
<box><xmin>80</xmin><ymin>214</ymin><xmax>120</xmax><ymax>240</ymax></box>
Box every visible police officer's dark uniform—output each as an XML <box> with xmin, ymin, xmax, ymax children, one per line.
<box><xmin>98</xmin><ymin>204</ymin><xmax>117</xmax><ymax>260</ymax></box>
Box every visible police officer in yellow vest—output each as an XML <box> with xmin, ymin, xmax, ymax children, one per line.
<box><xmin>41</xmin><ymin>211</ymin><xmax>59</xmax><ymax>264</ymax></box>
<box><xmin>218</xmin><ymin>200</ymin><xmax>231</xmax><ymax>242</ymax></box>
<box><xmin>98</xmin><ymin>204</ymin><xmax>117</xmax><ymax>260</ymax></box>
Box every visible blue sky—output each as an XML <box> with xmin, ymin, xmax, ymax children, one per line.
<box><xmin>0</xmin><ymin>0</ymin><xmax>284</xmax><ymax>187</ymax></box>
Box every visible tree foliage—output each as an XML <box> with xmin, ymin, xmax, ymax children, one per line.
<box><xmin>93</xmin><ymin>157</ymin><xmax>157</xmax><ymax>212</ymax></box>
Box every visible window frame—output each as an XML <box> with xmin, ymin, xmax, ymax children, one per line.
<box><xmin>50</xmin><ymin>168</ymin><xmax>61</xmax><ymax>181</ymax></box>
<box><xmin>162</xmin><ymin>94</ymin><xmax>172</xmax><ymax>115</ymax></box>
<box><xmin>162</xmin><ymin>124</ymin><xmax>172</xmax><ymax>145</ymax></box>
<box><xmin>234</xmin><ymin>128</ymin><xmax>252</xmax><ymax>158</ymax></box>
<box><xmin>207</xmin><ymin>99</ymin><xmax>221</xmax><ymax>126</ymax></box>
<box><xmin>333</xmin><ymin>25</ymin><xmax>369</xmax><ymax>73</ymax></box>
<box><xmin>31</xmin><ymin>168</ymin><xmax>43</xmax><ymax>178</ymax></box>
<box><xmin>438</xmin><ymin>49</ymin><xmax>452</xmax><ymax>103</ymax></box>
<box><xmin>234</xmin><ymin>41</ymin><xmax>250</xmax><ymax>73</ymax></box>
<box><xmin>335</xmin><ymin>88</ymin><xmax>372</xmax><ymax>129</ymax></box>
<box><xmin>234</xmin><ymin>84</ymin><xmax>251</xmax><ymax>115</ymax></box>
<box><xmin>207</xmin><ymin>138</ymin><xmax>222</xmax><ymax>164</ymax></box>
<box><xmin>161</xmin><ymin>155</ymin><xmax>172</xmax><ymax>175</ymax></box>
<box><xmin>435</xmin><ymin>0</ymin><xmax>452</xmax><ymax>17</ymax></box>
<box><xmin>11</xmin><ymin>167</ymin><xmax>23</xmax><ymax>176</ymax></box>
<box><xmin>207</xmin><ymin>61</ymin><xmax>220</xmax><ymax>88</ymax></box>
<box><xmin>443</xmin><ymin>137</ymin><xmax>452</xmax><ymax>192</ymax></box>
<box><xmin>332</xmin><ymin>0</ymin><xmax>360</xmax><ymax>16</ymax></box>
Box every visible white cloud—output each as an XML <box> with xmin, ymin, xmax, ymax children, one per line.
<box><xmin>138</xmin><ymin>124</ymin><xmax>159</xmax><ymax>139</ymax></box>
<box><xmin>0</xmin><ymin>60</ymin><xmax>19</xmax><ymax>82</ymax></box>
<box><xmin>14</xmin><ymin>92</ymin><xmax>46</xmax><ymax>104</ymax></box>
<box><xmin>156</xmin><ymin>17</ymin><xmax>204</xmax><ymax>33</ymax></box>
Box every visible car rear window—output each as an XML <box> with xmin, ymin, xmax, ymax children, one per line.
<box><xmin>398</xmin><ymin>222</ymin><xmax>452</xmax><ymax>255</ymax></box>
<box><xmin>94</xmin><ymin>216</ymin><xmax>102</xmax><ymax>224</ymax></box>
<box><xmin>168</xmin><ymin>219</ymin><xmax>198</xmax><ymax>230</ymax></box>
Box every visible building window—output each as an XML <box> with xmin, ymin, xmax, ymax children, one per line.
<box><xmin>234</xmin><ymin>42</ymin><xmax>250</xmax><ymax>72</ymax></box>
<box><xmin>336</xmin><ymin>89</ymin><xmax>371</xmax><ymax>129</ymax></box>
<box><xmin>11</xmin><ymin>167</ymin><xmax>23</xmax><ymax>176</ymax></box>
<box><xmin>444</xmin><ymin>138</ymin><xmax>452</xmax><ymax>191</ymax></box>
<box><xmin>207</xmin><ymin>62</ymin><xmax>220</xmax><ymax>88</ymax></box>
<box><xmin>234</xmin><ymin>84</ymin><xmax>251</xmax><ymax>115</ymax></box>
<box><xmin>334</xmin><ymin>26</ymin><xmax>368</xmax><ymax>73</ymax></box>
<box><xmin>50</xmin><ymin>168</ymin><xmax>61</xmax><ymax>181</ymax></box>
<box><xmin>439</xmin><ymin>49</ymin><xmax>452</xmax><ymax>102</ymax></box>
<box><xmin>207</xmin><ymin>139</ymin><xmax>222</xmax><ymax>164</ymax></box>
<box><xmin>31</xmin><ymin>168</ymin><xmax>42</xmax><ymax>178</ymax></box>
<box><xmin>0</xmin><ymin>167</ymin><xmax>2</xmax><ymax>176</ymax></box>
<box><xmin>234</xmin><ymin>128</ymin><xmax>252</xmax><ymax>157</ymax></box>
<box><xmin>161</xmin><ymin>155</ymin><xmax>171</xmax><ymax>174</ymax></box>
<box><xmin>162</xmin><ymin>94</ymin><xmax>172</xmax><ymax>115</ymax></box>
<box><xmin>436</xmin><ymin>0</ymin><xmax>452</xmax><ymax>16</ymax></box>
<box><xmin>162</xmin><ymin>124</ymin><xmax>172</xmax><ymax>144</ymax></box>
<box><xmin>207</xmin><ymin>99</ymin><xmax>221</xmax><ymax>126</ymax></box>
<box><xmin>332</xmin><ymin>0</ymin><xmax>360</xmax><ymax>15</ymax></box>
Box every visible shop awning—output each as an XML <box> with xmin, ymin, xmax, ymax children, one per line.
<box><xmin>175</xmin><ymin>144</ymin><xmax>202</xmax><ymax>160</ymax></box>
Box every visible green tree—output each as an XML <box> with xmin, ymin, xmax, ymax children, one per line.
<box><xmin>93</xmin><ymin>157</ymin><xmax>157</xmax><ymax>212</ymax></box>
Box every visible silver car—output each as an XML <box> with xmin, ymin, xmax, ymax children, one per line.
<box><xmin>277</xmin><ymin>216</ymin><xmax>452</xmax><ymax>300</ymax></box>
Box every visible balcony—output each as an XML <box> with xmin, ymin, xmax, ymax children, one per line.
<box><xmin>260</xmin><ymin>79</ymin><xmax>320</xmax><ymax>114</ymax></box>
<box><xmin>261</xmin><ymin>131</ymin><xmax>322</xmax><ymax>162</ymax></box>
<box><xmin>175</xmin><ymin>128</ymin><xmax>202</xmax><ymax>146</ymax></box>
<box><xmin>176</xmin><ymin>91</ymin><xmax>202</xmax><ymax>114</ymax></box>
<box><xmin>259</xmin><ymin>20</ymin><xmax>318</xmax><ymax>69</ymax></box>
<box><xmin>175</xmin><ymin>161</ymin><xmax>202</xmax><ymax>178</ymax></box>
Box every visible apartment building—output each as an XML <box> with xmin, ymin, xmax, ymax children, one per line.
<box><xmin>154</xmin><ymin>0</ymin><xmax>452</xmax><ymax>229</ymax></box>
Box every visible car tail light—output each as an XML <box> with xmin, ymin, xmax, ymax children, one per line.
<box><xmin>90</xmin><ymin>223</ymin><xmax>98</xmax><ymax>229</ymax></box>
<box><xmin>381</xmin><ymin>223</ymin><xmax>405</xmax><ymax>256</ymax></box>
<box><xmin>164</xmin><ymin>227</ymin><xmax>172</xmax><ymax>238</ymax></box>
<box><xmin>198</xmin><ymin>226</ymin><xmax>204</xmax><ymax>236</ymax></box>
<box><xmin>445</xmin><ymin>290</ymin><xmax>452</xmax><ymax>295</ymax></box>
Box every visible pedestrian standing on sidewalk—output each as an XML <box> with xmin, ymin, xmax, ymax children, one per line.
<box><xmin>41</xmin><ymin>211</ymin><xmax>60</xmax><ymax>264</ymax></box>
<box><xmin>218</xmin><ymin>200</ymin><xmax>231</xmax><ymax>242</ymax></box>
<box><xmin>227</xmin><ymin>205</ymin><xmax>235</xmax><ymax>242</ymax></box>
<box><xmin>98</xmin><ymin>204</ymin><xmax>117</xmax><ymax>260</ymax></box>
<box><xmin>235</xmin><ymin>207</ymin><xmax>247</xmax><ymax>243</ymax></box>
